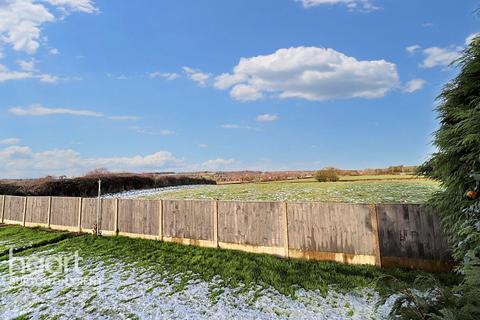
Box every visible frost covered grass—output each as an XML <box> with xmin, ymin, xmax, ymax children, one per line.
<box><xmin>141</xmin><ymin>178</ymin><xmax>440</xmax><ymax>203</ymax></box>
<box><xmin>0</xmin><ymin>226</ymin><xmax>458</xmax><ymax>319</ymax></box>
<box><xmin>0</xmin><ymin>226</ymin><xmax>71</xmax><ymax>257</ymax></box>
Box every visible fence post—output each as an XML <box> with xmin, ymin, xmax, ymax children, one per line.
<box><xmin>114</xmin><ymin>198</ymin><xmax>119</xmax><ymax>236</ymax></box>
<box><xmin>0</xmin><ymin>195</ymin><xmax>5</xmax><ymax>224</ymax></box>
<box><xmin>77</xmin><ymin>197</ymin><xmax>83</xmax><ymax>232</ymax></box>
<box><xmin>282</xmin><ymin>201</ymin><xmax>289</xmax><ymax>258</ymax></box>
<box><xmin>158</xmin><ymin>199</ymin><xmax>163</xmax><ymax>241</ymax></box>
<box><xmin>47</xmin><ymin>196</ymin><xmax>52</xmax><ymax>229</ymax></box>
<box><xmin>369</xmin><ymin>204</ymin><xmax>382</xmax><ymax>267</ymax></box>
<box><xmin>213</xmin><ymin>200</ymin><xmax>219</xmax><ymax>248</ymax></box>
<box><xmin>22</xmin><ymin>197</ymin><xmax>27</xmax><ymax>227</ymax></box>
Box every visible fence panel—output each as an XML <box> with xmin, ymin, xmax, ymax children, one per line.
<box><xmin>218</xmin><ymin>201</ymin><xmax>284</xmax><ymax>251</ymax></box>
<box><xmin>118</xmin><ymin>199</ymin><xmax>160</xmax><ymax>237</ymax></box>
<box><xmin>3</xmin><ymin>196</ymin><xmax>25</xmax><ymax>224</ymax></box>
<box><xmin>377</xmin><ymin>204</ymin><xmax>452</xmax><ymax>271</ymax></box>
<box><xmin>50</xmin><ymin>197</ymin><xmax>80</xmax><ymax>229</ymax></box>
<box><xmin>287</xmin><ymin>202</ymin><xmax>376</xmax><ymax>264</ymax></box>
<box><xmin>81</xmin><ymin>198</ymin><xmax>116</xmax><ymax>233</ymax></box>
<box><xmin>163</xmin><ymin>200</ymin><xmax>214</xmax><ymax>241</ymax></box>
<box><xmin>25</xmin><ymin>196</ymin><xmax>50</xmax><ymax>226</ymax></box>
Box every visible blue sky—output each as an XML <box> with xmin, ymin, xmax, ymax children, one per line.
<box><xmin>0</xmin><ymin>0</ymin><xmax>478</xmax><ymax>178</ymax></box>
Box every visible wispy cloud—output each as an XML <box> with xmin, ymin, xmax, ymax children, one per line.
<box><xmin>0</xmin><ymin>138</ymin><xmax>21</xmax><ymax>145</ymax></box>
<box><xmin>403</xmin><ymin>79</ymin><xmax>426</xmax><ymax>93</ymax></box>
<box><xmin>405</xmin><ymin>45</ymin><xmax>421</xmax><ymax>55</ymax></box>
<box><xmin>8</xmin><ymin>104</ymin><xmax>102</xmax><ymax>117</ymax></box>
<box><xmin>183</xmin><ymin>66</ymin><xmax>211</xmax><ymax>86</ymax></box>
<box><xmin>107</xmin><ymin>73</ymin><xmax>128</xmax><ymax>80</ymax></box>
<box><xmin>296</xmin><ymin>0</ymin><xmax>380</xmax><ymax>12</ymax></box>
<box><xmin>129</xmin><ymin>126</ymin><xmax>175</xmax><ymax>136</ymax></box>
<box><xmin>148</xmin><ymin>71</ymin><xmax>180</xmax><ymax>80</ymax></box>
<box><xmin>256</xmin><ymin>114</ymin><xmax>278</xmax><ymax>122</ymax></box>
<box><xmin>108</xmin><ymin>115</ymin><xmax>141</xmax><ymax>121</ymax></box>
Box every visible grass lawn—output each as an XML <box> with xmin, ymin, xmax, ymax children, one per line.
<box><xmin>0</xmin><ymin>226</ymin><xmax>458</xmax><ymax>319</ymax></box>
<box><xmin>141</xmin><ymin>175</ymin><xmax>440</xmax><ymax>203</ymax></box>
<box><xmin>0</xmin><ymin>225</ymin><xmax>71</xmax><ymax>257</ymax></box>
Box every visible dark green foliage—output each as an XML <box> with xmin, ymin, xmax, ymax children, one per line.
<box><xmin>315</xmin><ymin>168</ymin><xmax>339</xmax><ymax>182</ymax></box>
<box><xmin>392</xmin><ymin>35</ymin><xmax>480</xmax><ymax>319</ymax></box>
<box><xmin>0</xmin><ymin>174</ymin><xmax>215</xmax><ymax>197</ymax></box>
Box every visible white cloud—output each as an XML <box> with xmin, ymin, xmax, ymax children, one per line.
<box><xmin>38</xmin><ymin>73</ymin><xmax>58</xmax><ymax>83</ymax></box>
<box><xmin>466</xmin><ymin>33</ymin><xmax>479</xmax><ymax>46</ymax></box>
<box><xmin>8</xmin><ymin>104</ymin><xmax>102</xmax><ymax>117</ymax></box>
<box><xmin>403</xmin><ymin>78</ymin><xmax>425</xmax><ymax>93</ymax></box>
<box><xmin>0</xmin><ymin>138</ymin><xmax>20</xmax><ymax>145</ymax></box>
<box><xmin>0</xmin><ymin>63</ymin><xmax>59</xmax><ymax>84</ymax></box>
<box><xmin>44</xmin><ymin>0</ymin><xmax>99</xmax><ymax>14</ymax></box>
<box><xmin>214</xmin><ymin>46</ymin><xmax>399</xmax><ymax>102</ymax></box>
<box><xmin>49</xmin><ymin>47</ymin><xmax>59</xmax><ymax>55</ymax></box>
<box><xmin>128</xmin><ymin>126</ymin><xmax>175</xmax><ymax>136</ymax></box>
<box><xmin>230</xmin><ymin>84</ymin><xmax>263</xmax><ymax>101</ymax></box>
<box><xmin>421</xmin><ymin>46</ymin><xmax>462</xmax><ymax>68</ymax></box>
<box><xmin>0</xmin><ymin>64</ymin><xmax>33</xmax><ymax>82</ymax></box>
<box><xmin>201</xmin><ymin>158</ymin><xmax>236</xmax><ymax>170</ymax></box>
<box><xmin>0</xmin><ymin>145</ymin><xmax>182</xmax><ymax>178</ymax></box>
<box><xmin>183</xmin><ymin>66</ymin><xmax>211</xmax><ymax>86</ymax></box>
<box><xmin>0</xmin><ymin>0</ymin><xmax>54</xmax><ymax>54</ymax></box>
<box><xmin>148</xmin><ymin>71</ymin><xmax>180</xmax><ymax>80</ymax></box>
<box><xmin>17</xmin><ymin>58</ymin><xmax>36</xmax><ymax>71</ymax></box>
<box><xmin>256</xmin><ymin>114</ymin><xmax>278</xmax><ymax>122</ymax></box>
<box><xmin>220</xmin><ymin>124</ymin><xmax>241</xmax><ymax>129</ymax></box>
<box><xmin>198</xmin><ymin>144</ymin><xmax>208</xmax><ymax>148</ymax></box>
<box><xmin>0</xmin><ymin>0</ymin><xmax>97</xmax><ymax>55</ymax></box>
<box><xmin>107</xmin><ymin>73</ymin><xmax>127</xmax><ymax>80</ymax></box>
<box><xmin>108</xmin><ymin>115</ymin><xmax>140</xmax><ymax>121</ymax></box>
<box><xmin>406</xmin><ymin>45</ymin><xmax>421</xmax><ymax>55</ymax></box>
<box><xmin>296</xmin><ymin>0</ymin><xmax>379</xmax><ymax>12</ymax></box>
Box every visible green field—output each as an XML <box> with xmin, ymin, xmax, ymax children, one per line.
<box><xmin>143</xmin><ymin>175</ymin><xmax>440</xmax><ymax>203</ymax></box>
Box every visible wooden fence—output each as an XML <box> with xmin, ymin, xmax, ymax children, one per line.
<box><xmin>0</xmin><ymin>195</ymin><xmax>453</xmax><ymax>272</ymax></box>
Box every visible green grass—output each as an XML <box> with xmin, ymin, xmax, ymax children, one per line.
<box><xmin>4</xmin><ymin>227</ymin><xmax>457</xmax><ymax>298</ymax></box>
<box><xmin>143</xmin><ymin>177</ymin><xmax>440</xmax><ymax>203</ymax></box>
<box><xmin>0</xmin><ymin>225</ymin><xmax>71</xmax><ymax>256</ymax></box>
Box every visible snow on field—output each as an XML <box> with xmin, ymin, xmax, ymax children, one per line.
<box><xmin>0</xmin><ymin>250</ymin><xmax>396</xmax><ymax>319</ymax></box>
<box><xmin>101</xmin><ymin>185</ymin><xmax>209</xmax><ymax>199</ymax></box>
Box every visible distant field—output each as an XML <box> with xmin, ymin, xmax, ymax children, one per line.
<box><xmin>142</xmin><ymin>175</ymin><xmax>440</xmax><ymax>203</ymax></box>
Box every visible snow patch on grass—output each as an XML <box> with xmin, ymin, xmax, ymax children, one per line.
<box><xmin>0</xmin><ymin>251</ymin><xmax>395</xmax><ymax>319</ymax></box>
